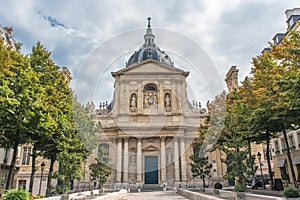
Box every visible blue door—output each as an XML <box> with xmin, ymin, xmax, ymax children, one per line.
<box><xmin>145</xmin><ymin>156</ymin><xmax>158</xmax><ymax>184</ymax></box>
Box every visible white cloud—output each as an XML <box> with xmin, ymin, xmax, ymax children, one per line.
<box><xmin>0</xmin><ymin>0</ymin><xmax>299</xmax><ymax>105</ymax></box>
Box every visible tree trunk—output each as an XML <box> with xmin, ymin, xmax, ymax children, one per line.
<box><xmin>6</xmin><ymin>129</ymin><xmax>20</xmax><ymax>190</ymax></box>
<box><xmin>282</xmin><ymin>123</ymin><xmax>296</xmax><ymax>186</ymax></box>
<box><xmin>29</xmin><ymin>145</ymin><xmax>37</xmax><ymax>193</ymax></box>
<box><xmin>265</xmin><ymin>129</ymin><xmax>274</xmax><ymax>189</ymax></box>
<box><xmin>46</xmin><ymin>157</ymin><xmax>55</xmax><ymax>196</ymax></box>
<box><xmin>202</xmin><ymin>177</ymin><xmax>206</xmax><ymax>192</ymax></box>
<box><xmin>248</xmin><ymin>139</ymin><xmax>254</xmax><ymax>173</ymax></box>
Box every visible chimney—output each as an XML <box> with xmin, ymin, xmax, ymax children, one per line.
<box><xmin>285</xmin><ymin>8</ymin><xmax>300</xmax><ymax>29</ymax></box>
<box><xmin>225</xmin><ymin>66</ymin><xmax>239</xmax><ymax>93</ymax></box>
<box><xmin>4</xmin><ymin>26</ymin><xmax>13</xmax><ymax>36</ymax></box>
<box><xmin>285</xmin><ymin>9</ymin><xmax>294</xmax><ymax>20</ymax></box>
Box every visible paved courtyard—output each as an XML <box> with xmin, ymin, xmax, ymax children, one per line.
<box><xmin>120</xmin><ymin>191</ymin><xmax>189</xmax><ymax>200</ymax></box>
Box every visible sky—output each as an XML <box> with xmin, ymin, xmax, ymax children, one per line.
<box><xmin>0</xmin><ymin>0</ymin><xmax>299</xmax><ymax>107</ymax></box>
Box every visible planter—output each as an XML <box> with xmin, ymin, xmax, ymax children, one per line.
<box><xmin>236</xmin><ymin>192</ymin><xmax>245</xmax><ymax>200</ymax></box>
<box><xmin>212</xmin><ymin>189</ymin><xmax>220</xmax><ymax>196</ymax></box>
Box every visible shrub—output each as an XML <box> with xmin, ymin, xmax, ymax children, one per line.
<box><xmin>234</xmin><ymin>184</ymin><xmax>246</xmax><ymax>192</ymax></box>
<box><xmin>283</xmin><ymin>185</ymin><xmax>299</xmax><ymax>198</ymax></box>
<box><xmin>2</xmin><ymin>189</ymin><xmax>30</xmax><ymax>200</ymax></box>
<box><xmin>214</xmin><ymin>182</ymin><xmax>223</xmax><ymax>189</ymax></box>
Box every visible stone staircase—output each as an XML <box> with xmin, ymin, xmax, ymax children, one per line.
<box><xmin>142</xmin><ymin>184</ymin><xmax>163</xmax><ymax>192</ymax></box>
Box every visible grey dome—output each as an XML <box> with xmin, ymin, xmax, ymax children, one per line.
<box><xmin>127</xmin><ymin>17</ymin><xmax>173</xmax><ymax>67</ymax></box>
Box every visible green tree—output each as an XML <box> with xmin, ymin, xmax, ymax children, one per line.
<box><xmin>26</xmin><ymin>42</ymin><xmax>90</xmax><ymax>195</ymax></box>
<box><xmin>0</xmin><ymin>39</ymin><xmax>43</xmax><ymax>190</ymax></box>
<box><xmin>89</xmin><ymin>144</ymin><xmax>111</xmax><ymax>190</ymax></box>
<box><xmin>54</xmin><ymin>130</ymin><xmax>89</xmax><ymax>193</ymax></box>
<box><xmin>218</xmin><ymin>89</ymin><xmax>256</xmax><ymax>186</ymax></box>
<box><xmin>73</xmin><ymin>100</ymin><xmax>100</xmax><ymax>153</ymax></box>
<box><xmin>27</xmin><ymin>41</ymin><xmax>79</xmax><ymax>194</ymax></box>
<box><xmin>190</xmin><ymin>142</ymin><xmax>212</xmax><ymax>192</ymax></box>
<box><xmin>249</xmin><ymin>31</ymin><xmax>300</xmax><ymax>185</ymax></box>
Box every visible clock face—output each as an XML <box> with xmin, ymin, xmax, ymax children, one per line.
<box><xmin>148</xmin><ymin>97</ymin><xmax>154</xmax><ymax>104</ymax></box>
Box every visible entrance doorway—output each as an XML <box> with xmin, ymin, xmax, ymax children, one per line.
<box><xmin>144</xmin><ymin>156</ymin><xmax>158</xmax><ymax>184</ymax></box>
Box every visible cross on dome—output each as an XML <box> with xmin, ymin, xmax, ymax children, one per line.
<box><xmin>126</xmin><ymin>17</ymin><xmax>174</xmax><ymax>67</ymax></box>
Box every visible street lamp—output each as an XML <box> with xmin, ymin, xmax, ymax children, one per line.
<box><xmin>39</xmin><ymin>162</ymin><xmax>45</xmax><ymax>195</ymax></box>
<box><xmin>257</xmin><ymin>152</ymin><xmax>264</xmax><ymax>189</ymax></box>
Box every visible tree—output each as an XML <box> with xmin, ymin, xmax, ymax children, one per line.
<box><xmin>190</xmin><ymin>142</ymin><xmax>212</xmax><ymax>192</ymax></box>
<box><xmin>89</xmin><ymin>145</ymin><xmax>111</xmax><ymax>189</ymax></box>
<box><xmin>54</xmin><ymin>130</ymin><xmax>89</xmax><ymax>193</ymax></box>
<box><xmin>27</xmin><ymin>41</ymin><xmax>80</xmax><ymax>194</ymax></box>
<box><xmin>218</xmin><ymin>89</ymin><xmax>256</xmax><ymax>187</ymax></box>
<box><xmin>189</xmin><ymin>99</ymin><xmax>216</xmax><ymax>192</ymax></box>
<box><xmin>73</xmin><ymin>100</ymin><xmax>100</xmax><ymax>153</ymax></box>
<box><xmin>0</xmin><ymin>39</ymin><xmax>44</xmax><ymax>190</ymax></box>
<box><xmin>249</xmin><ymin>31</ymin><xmax>300</xmax><ymax>185</ymax></box>
<box><xmin>26</xmin><ymin>42</ymin><xmax>90</xmax><ymax>195</ymax></box>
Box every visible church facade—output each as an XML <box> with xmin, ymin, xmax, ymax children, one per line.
<box><xmin>96</xmin><ymin>19</ymin><xmax>209</xmax><ymax>188</ymax></box>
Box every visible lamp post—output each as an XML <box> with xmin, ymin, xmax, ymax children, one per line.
<box><xmin>39</xmin><ymin>162</ymin><xmax>45</xmax><ymax>195</ymax></box>
<box><xmin>257</xmin><ymin>152</ymin><xmax>264</xmax><ymax>189</ymax></box>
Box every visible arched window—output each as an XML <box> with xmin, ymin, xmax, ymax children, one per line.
<box><xmin>144</xmin><ymin>84</ymin><xmax>157</xmax><ymax>91</ymax></box>
<box><xmin>98</xmin><ymin>143</ymin><xmax>109</xmax><ymax>163</ymax></box>
<box><xmin>143</xmin><ymin>84</ymin><xmax>158</xmax><ymax>108</ymax></box>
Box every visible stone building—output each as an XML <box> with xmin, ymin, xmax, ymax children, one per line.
<box><xmin>96</xmin><ymin>18</ymin><xmax>208</xmax><ymax>188</ymax></box>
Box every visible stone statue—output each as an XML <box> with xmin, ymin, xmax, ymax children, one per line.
<box><xmin>130</xmin><ymin>94</ymin><xmax>137</xmax><ymax>107</ymax></box>
<box><xmin>165</xmin><ymin>94</ymin><xmax>171</xmax><ymax>107</ymax></box>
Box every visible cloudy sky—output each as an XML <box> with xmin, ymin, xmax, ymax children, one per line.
<box><xmin>0</xmin><ymin>0</ymin><xmax>299</xmax><ymax>107</ymax></box>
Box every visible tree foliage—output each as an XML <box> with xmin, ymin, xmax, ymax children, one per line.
<box><xmin>0</xmin><ymin>40</ymin><xmax>93</xmax><ymax>194</ymax></box>
<box><xmin>212</xmin><ymin>29</ymin><xmax>300</xmax><ymax>188</ymax></box>
<box><xmin>218</xmin><ymin>89</ymin><xmax>256</xmax><ymax>186</ymax></box>
<box><xmin>73</xmin><ymin>100</ymin><xmax>100</xmax><ymax>153</ymax></box>
<box><xmin>89</xmin><ymin>145</ymin><xmax>111</xmax><ymax>189</ymax></box>
<box><xmin>190</xmin><ymin>143</ymin><xmax>212</xmax><ymax>191</ymax></box>
<box><xmin>0</xmin><ymin>39</ymin><xmax>44</xmax><ymax>189</ymax></box>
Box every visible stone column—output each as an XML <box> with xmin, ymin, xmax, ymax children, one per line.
<box><xmin>114</xmin><ymin>81</ymin><xmax>120</xmax><ymax>113</ymax></box>
<box><xmin>123</xmin><ymin>138</ymin><xmax>129</xmax><ymax>182</ymax></box>
<box><xmin>294</xmin><ymin>132</ymin><xmax>299</xmax><ymax>150</ymax></box>
<box><xmin>160</xmin><ymin>137</ymin><xmax>166</xmax><ymax>182</ymax></box>
<box><xmin>137</xmin><ymin>138</ymin><xmax>142</xmax><ymax>182</ymax></box>
<box><xmin>159</xmin><ymin>83</ymin><xmax>164</xmax><ymax>112</ymax></box>
<box><xmin>137</xmin><ymin>81</ymin><xmax>143</xmax><ymax>113</ymax></box>
<box><xmin>125</xmin><ymin>82</ymin><xmax>130</xmax><ymax>113</ymax></box>
<box><xmin>180</xmin><ymin>138</ymin><xmax>187</xmax><ymax>182</ymax></box>
<box><xmin>278</xmin><ymin>137</ymin><xmax>284</xmax><ymax>153</ymax></box>
<box><xmin>120</xmin><ymin>82</ymin><xmax>125</xmax><ymax>113</ymax></box>
<box><xmin>116</xmin><ymin>138</ymin><xmax>122</xmax><ymax>182</ymax></box>
<box><xmin>173</xmin><ymin>137</ymin><xmax>180</xmax><ymax>182</ymax></box>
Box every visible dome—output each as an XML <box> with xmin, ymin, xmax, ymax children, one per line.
<box><xmin>126</xmin><ymin>17</ymin><xmax>173</xmax><ymax>67</ymax></box>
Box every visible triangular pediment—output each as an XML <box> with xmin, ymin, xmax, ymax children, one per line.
<box><xmin>112</xmin><ymin>59</ymin><xmax>189</xmax><ymax>77</ymax></box>
<box><xmin>143</xmin><ymin>145</ymin><xmax>158</xmax><ymax>152</ymax></box>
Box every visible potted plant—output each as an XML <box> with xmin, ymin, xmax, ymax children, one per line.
<box><xmin>213</xmin><ymin>182</ymin><xmax>222</xmax><ymax>196</ymax></box>
<box><xmin>2</xmin><ymin>189</ymin><xmax>30</xmax><ymax>200</ymax></box>
<box><xmin>283</xmin><ymin>185</ymin><xmax>299</xmax><ymax>199</ymax></box>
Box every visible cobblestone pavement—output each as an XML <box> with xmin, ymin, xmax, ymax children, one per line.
<box><xmin>120</xmin><ymin>191</ymin><xmax>189</xmax><ymax>200</ymax></box>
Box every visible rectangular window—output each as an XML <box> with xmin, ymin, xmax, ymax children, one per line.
<box><xmin>21</xmin><ymin>146</ymin><xmax>31</xmax><ymax>165</ymax></box>
<box><xmin>298</xmin><ymin>133</ymin><xmax>300</xmax><ymax>148</ymax></box>
<box><xmin>98</xmin><ymin>144</ymin><xmax>109</xmax><ymax>164</ymax></box>
<box><xmin>289</xmin><ymin>135</ymin><xmax>295</xmax><ymax>148</ymax></box>
<box><xmin>18</xmin><ymin>180</ymin><xmax>26</xmax><ymax>190</ymax></box>
<box><xmin>274</xmin><ymin>141</ymin><xmax>279</xmax><ymax>153</ymax></box>
<box><xmin>281</xmin><ymin>139</ymin><xmax>286</xmax><ymax>151</ymax></box>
